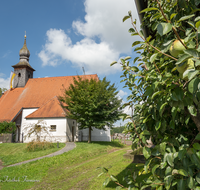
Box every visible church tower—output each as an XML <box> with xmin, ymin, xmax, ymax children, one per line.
<box><xmin>12</xmin><ymin>34</ymin><xmax>35</xmax><ymax>88</ymax></box>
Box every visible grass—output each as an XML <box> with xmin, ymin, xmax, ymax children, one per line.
<box><xmin>0</xmin><ymin>142</ymin><xmax>65</xmax><ymax>166</ymax></box>
<box><xmin>0</xmin><ymin>141</ymin><xmax>134</xmax><ymax>190</ymax></box>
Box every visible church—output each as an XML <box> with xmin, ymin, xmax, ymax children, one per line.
<box><xmin>0</xmin><ymin>35</ymin><xmax>111</xmax><ymax>143</ymax></box>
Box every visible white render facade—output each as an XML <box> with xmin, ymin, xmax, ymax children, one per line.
<box><xmin>19</xmin><ymin>108</ymin><xmax>111</xmax><ymax>143</ymax></box>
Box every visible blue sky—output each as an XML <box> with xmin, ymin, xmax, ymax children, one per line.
<box><xmin>0</xmin><ymin>0</ymin><xmax>141</xmax><ymax>126</ymax></box>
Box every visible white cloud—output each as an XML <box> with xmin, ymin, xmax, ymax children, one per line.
<box><xmin>0</xmin><ymin>73</ymin><xmax>10</xmax><ymax>89</ymax></box>
<box><xmin>118</xmin><ymin>90</ymin><xmax>128</xmax><ymax>98</ymax></box>
<box><xmin>38</xmin><ymin>0</ymin><xmax>140</xmax><ymax>74</ymax></box>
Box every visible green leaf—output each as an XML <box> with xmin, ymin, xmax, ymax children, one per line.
<box><xmin>152</xmin><ymin>164</ymin><xmax>159</xmax><ymax>176</ymax></box>
<box><xmin>188</xmin><ymin>77</ymin><xmax>200</xmax><ymax>94</ymax></box>
<box><xmin>110</xmin><ymin>175</ymin><xmax>118</xmax><ymax>182</ymax></box>
<box><xmin>97</xmin><ymin>172</ymin><xmax>104</xmax><ymax>177</ymax></box>
<box><xmin>187</xmin><ymin>176</ymin><xmax>195</xmax><ymax>189</ymax></box>
<box><xmin>116</xmin><ymin>186</ymin><xmax>122</xmax><ymax>190</ymax></box>
<box><xmin>150</xmin><ymin>53</ymin><xmax>158</xmax><ymax>63</ymax></box>
<box><xmin>165</xmin><ymin>166</ymin><xmax>172</xmax><ymax>176</ymax></box>
<box><xmin>157</xmin><ymin>23</ymin><xmax>172</xmax><ymax>36</ymax></box>
<box><xmin>184</xmin><ymin>49</ymin><xmax>199</xmax><ymax>58</ymax></box>
<box><xmin>123</xmin><ymin>15</ymin><xmax>130</xmax><ymax>22</ymax></box>
<box><xmin>187</xmin><ymin>21</ymin><xmax>195</xmax><ymax>28</ymax></box>
<box><xmin>160</xmin><ymin>102</ymin><xmax>168</xmax><ymax>117</ymax></box>
<box><xmin>152</xmin><ymin>91</ymin><xmax>162</xmax><ymax>99</ymax></box>
<box><xmin>103</xmin><ymin>177</ymin><xmax>110</xmax><ymax>186</ymax></box>
<box><xmin>159</xmin><ymin>142</ymin><xmax>166</xmax><ymax>155</ymax></box>
<box><xmin>195</xmin><ymin>16</ymin><xmax>200</xmax><ymax>22</ymax></box>
<box><xmin>170</xmin><ymin>13</ymin><xmax>177</xmax><ymax>20</ymax></box>
<box><xmin>102</xmin><ymin>167</ymin><xmax>108</xmax><ymax>173</ymax></box>
<box><xmin>110</xmin><ymin>61</ymin><xmax>117</xmax><ymax>66</ymax></box>
<box><xmin>178</xmin><ymin>149</ymin><xmax>187</xmax><ymax>160</ymax></box>
<box><xmin>143</xmin><ymin>147</ymin><xmax>151</xmax><ymax>159</ymax></box>
<box><xmin>141</xmin><ymin>130</ymin><xmax>151</xmax><ymax>135</ymax></box>
<box><xmin>178</xmin><ymin>14</ymin><xmax>195</xmax><ymax>22</ymax></box>
<box><xmin>191</xmin><ymin>153</ymin><xmax>200</xmax><ymax>168</ymax></box>
<box><xmin>164</xmin><ymin>175</ymin><xmax>173</xmax><ymax>190</ymax></box>
<box><xmin>166</xmin><ymin>153</ymin><xmax>174</xmax><ymax>167</ymax></box>
<box><xmin>172</xmin><ymin>169</ymin><xmax>179</xmax><ymax>175</ymax></box>
<box><xmin>175</xmin><ymin>54</ymin><xmax>192</xmax><ymax>65</ymax></box>
<box><xmin>196</xmin><ymin>172</ymin><xmax>200</xmax><ymax>184</ymax></box>
<box><xmin>128</xmin><ymin>28</ymin><xmax>135</xmax><ymax>33</ymax></box>
<box><xmin>171</xmin><ymin>107</ymin><xmax>177</xmax><ymax>120</ymax></box>
<box><xmin>131</xmin><ymin>66</ymin><xmax>139</xmax><ymax>72</ymax></box>
<box><xmin>196</xmin><ymin>20</ymin><xmax>200</xmax><ymax>29</ymax></box>
<box><xmin>140</xmin><ymin>7</ymin><xmax>159</xmax><ymax>13</ymax></box>
<box><xmin>177</xmin><ymin>179</ymin><xmax>186</xmax><ymax>190</ymax></box>
<box><xmin>188</xmin><ymin>70</ymin><xmax>200</xmax><ymax>81</ymax></box>
<box><xmin>143</xmin><ymin>115</ymin><xmax>150</xmax><ymax>123</ymax></box>
<box><xmin>178</xmin><ymin>169</ymin><xmax>188</xmax><ymax>176</ymax></box>
<box><xmin>193</xmin><ymin>143</ymin><xmax>200</xmax><ymax>150</ymax></box>
<box><xmin>187</xmin><ymin>105</ymin><xmax>197</xmax><ymax>116</ymax></box>
<box><xmin>134</xmin><ymin>57</ymin><xmax>139</xmax><ymax>63</ymax></box>
<box><xmin>124</xmin><ymin>56</ymin><xmax>132</xmax><ymax>61</ymax></box>
<box><xmin>132</xmin><ymin>41</ymin><xmax>142</xmax><ymax>47</ymax></box>
<box><xmin>155</xmin><ymin>121</ymin><xmax>161</xmax><ymax>131</ymax></box>
<box><xmin>195</xmin><ymin>133</ymin><xmax>200</xmax><ymax>140</ymax></box>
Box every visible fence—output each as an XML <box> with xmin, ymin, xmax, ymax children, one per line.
<box><xmin>111</xmin><ymin>134</ymin><xmax>132</xmax><ymax>145</ymax></box>
<box><xmin>0</xmin><ymin>134</ymin><xmax>13</xmax><ymax>143</ymax></box>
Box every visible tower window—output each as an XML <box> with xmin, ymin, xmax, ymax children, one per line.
<box><xmin>28</xmin><ymin>74</ymin><xmax>31</xmax><ymax>78</ymax></box>
<box><xmin>18</xmin><ymin>73</ymin><xmax>21</xmax><ymax>77</ymax></box>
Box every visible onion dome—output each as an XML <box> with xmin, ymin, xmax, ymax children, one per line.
<box><xmin>12</xmin><ymin>33</ymin><xmax>35</xmax><ymax>71</ymax></box>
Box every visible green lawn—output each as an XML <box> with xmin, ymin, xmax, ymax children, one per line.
<box><xmin>0</xmin><ymin>142</ymin><xmax>65</xmax><ymax>166</ymax></box>
<box><xmin>0</xmin><ymin>141</ymin><xmax>134</xmax><ymax>190</ymax></box>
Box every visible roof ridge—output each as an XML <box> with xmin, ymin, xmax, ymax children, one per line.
<box><xmin>29</xmin><ymin>74</ymin><xmax>98</xmax><ymax>80</ymax></box>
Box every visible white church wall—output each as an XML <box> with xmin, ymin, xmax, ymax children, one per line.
<box><xmin>66</xmin><ymin>118</ymin><xmax>77</xmax><ymax>142</ymax></box>
<box><xmin>20</xmin><ymin>108</ymin><xmax>67</xmax><ymax>143</ymax></box>
<box><xmin>80</xmin><ymin>126</ymin><xmax>111</xmax><ymax>142</ymax></box>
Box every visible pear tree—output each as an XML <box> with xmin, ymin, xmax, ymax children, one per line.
<box><xmin>100</xmin><ymin>0</ymin><xmax>200</xmax><ymax>189</ymax></box>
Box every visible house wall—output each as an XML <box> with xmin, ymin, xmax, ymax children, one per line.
<box><xmin>19</xmin><ymin>108</ymin><xmax>110</xmax><ymax>143</ymax></box>
<box><xmin>80</xmin><ymin>126</ymin><xmax>111</xmax><ymax>142</ymax></box>
<box><xmin>20</xmin><ymin>108</ymin><xmax>68</xmax><ymax>143</ymax></box>
<box><xmin>66</xmin><ymin>118</ymin><xmax>77</xmax><ymax>142</ymax></box>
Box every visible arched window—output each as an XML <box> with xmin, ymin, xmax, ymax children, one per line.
<box><xmin>18</xmin><ymin>73</ymin><xmax>21</xmax><ymax>77</ymax></box>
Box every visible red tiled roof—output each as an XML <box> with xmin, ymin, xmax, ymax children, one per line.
<box><xmin>0</xmin><ymin>74</ymin><xmax>98</xmax><ymax>122</ymax></box>
<box><xmin>26</xmin><ymin>96</ymin><xmax>66</xmax><ymax>118</ymax></box>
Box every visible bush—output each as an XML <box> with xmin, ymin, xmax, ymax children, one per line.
<box><xmin>0</xmin><ymin>121</ymin><xmax>16</xmax><ymax>134</ymax></box>
<box><xmin>26</xmin><ymin>141</ymin><xmax>55</xmax><ymax>152</ymax></box>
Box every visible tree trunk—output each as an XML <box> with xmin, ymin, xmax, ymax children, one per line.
<box><xmin>88</xmin><ymin>126</ymin><xmax>91</xmax><ymax>143</ymax></box>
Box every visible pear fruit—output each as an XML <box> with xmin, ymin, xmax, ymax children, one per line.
<box><xmin>176</xmin><ymin>58</ymin><xmax>195</xmax><ymax>79</ymax></box>
<box><xmin>169</xmin><ymin>39</ymin><xmax>186</xmax><ymax>58</ymax></box>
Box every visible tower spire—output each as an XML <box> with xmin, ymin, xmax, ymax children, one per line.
<box><xmin>12</xmin><ymin>34</ymin><xmax>35</xmax><ymax>88</ymax></box>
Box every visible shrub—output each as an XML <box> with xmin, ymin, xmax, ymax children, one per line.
<box><xmin>0</xmin><ymin>121</ymin><xmax>16</xmax><ymax>134</ymax></box>
<box><xmin>26</xmin><ymin>140</ymin><xmax>55</xmax><ymax>152</ymax></box>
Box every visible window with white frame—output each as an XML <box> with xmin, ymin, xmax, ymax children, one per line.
<box><xmin>50</xmin><ymin>125</ymin><xmax>56</xmax><ymax>132</ymax></box>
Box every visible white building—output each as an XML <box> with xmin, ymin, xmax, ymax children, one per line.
<box><xmin>0</xmin><ymin>36</ymin><xmax>111</xmax><ymax>143</ymax></box>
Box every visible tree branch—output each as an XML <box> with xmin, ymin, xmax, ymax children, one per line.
<box><xmin>130</xmin><ymin>14</ymin><xmax>177</xmax><ymax>61</ymax></box>
<box><xmin>156</xmin><ymin>0</ymin><xmax>187</xmax><ymax>49</ymax></box>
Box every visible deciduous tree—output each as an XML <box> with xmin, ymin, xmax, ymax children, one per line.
<box><xmin>60</xmin><ymin>76</ymin><xmax>122</xmax><ymax>143</ymax></box>
<box><xmin>100</xmin><ymin>1</ymin><xmax>200</xmax><ymax>189</ymax></box>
